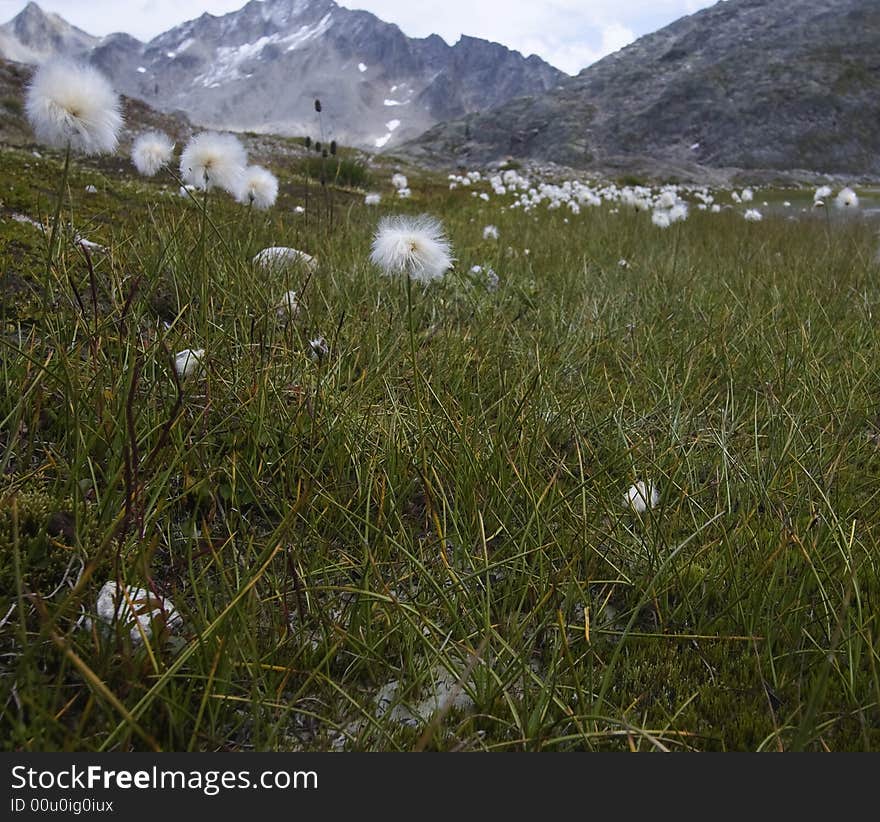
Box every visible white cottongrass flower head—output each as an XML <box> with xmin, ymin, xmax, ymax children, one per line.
<box><xmin>744</xmin><ymin>208</ymin><xmax>763</xmax><ymax>222</ymax></box>
<box><xmin>84</xmin><ymin>581</ymin><xmax>182</xmax><ymax>645</ymax></box>
<box><xmin>75</xmin><ymin>235</ymin><xmax>106</xmax><ymax>253</ymax></box>
<box><xmin>275</xmin><ymin>290</ymin><xmax>301</xmax><ymax>321</ymax></box>
<box><xmin>482</xmin><ymin>224</ymin><xmax>500</xmax><ymax>241</ymax></box>
<box><xmin>741</xmin><ymin>188</ymin><xmax>754</xmax><ymax>202</ymax></box>
<box><xmin>131</xmin><ymin>130</ymin><xmax>174</xmax><ymax>176</ymax></box>
<box><xmin>814</xmin><ymin>185</ymin><xmax>832</xmax><ymax>202</ymax></box>
<box><xmin>25</xmin><ymin>59</ymin><xmax>122</xmax><ymax>155</ymax></box>
<box><xmin>656</xmin><ymin>190</ymin><xmax>678</xmax><ymax>209</ymax></box>
<box><xmin>471</xmin><ymin>264</ymin><xmax>499</xmax><ymax>291</ymax></box>
<box><xmin>308</xmin><ymin>335</ymin><xmax>329</xmax><ymax>361</ymax></box>
<box><xmin>668</xmin><ymin>202</ymin><xmax>689</xmax><ymax>224</ymax></box>
<box><xmin>835</xmin><ymin>187</ymin><xmax>859</xmax><ymax>210</ymax></box>
<box><xmin>370</xmin><ymin>214</ymin><xmax>453</xmax><ymax>284</ymax></box>
<box><xmin>391</xmin><ymin>173</ymin><xmax>408</xmax><ymax>190</ymax></box>
<box><xmin>625</xmin><ymin>480</ymin><xmax>660</xmax><ymax>514</ymax></box>
<box><xmin>254</xmin><ymin>246</ymin><xmax>316</xmax><ymax>272</ymax></box>
<box><xmin>179</xmin><ymin>132</ymin><xmax>247</xmax><ymax>193</ymax></box>
<box><xmin>364</xmin><ymin>192</ymin><xmax>381</xmax><ymax>206</ymax></box>
<box><xmin>236</xmin><ymin>165</ymin><xmax>278</xmax><ymax>209</ymax></box>
<box><xmin>651</xmin><ymin>210</ymin><xmax>671</xmax><ymax>229</ymax></box>
<box><xmin>174</xmin><ymin>348</ymin><xmax>204</xmax><ymax>380</ymax></box>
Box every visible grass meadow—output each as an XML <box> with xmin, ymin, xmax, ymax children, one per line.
<box><xmin>3</xmin><ymin>141</ymin><xmax>880</xmax><ymax>751</ymax></box>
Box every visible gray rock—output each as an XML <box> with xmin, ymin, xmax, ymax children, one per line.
<box><xmin>404</xmin><ymin>0</ymin><xmax>880</xmax><ymax>177</ymax></box>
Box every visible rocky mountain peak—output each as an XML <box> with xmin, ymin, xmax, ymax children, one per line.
<box><xmin>1</xmin><ymin>1</ymin><xmax>564</xmax><ymax>152</ymax></box>
<box><xmin>406</xmin><ymin>0</ymin><xmax>880</xmax><ymax>177</ymax></box>
<box><xmin>0</xmin><ymin>1</ymin><xmax>97</xmax><ymax>64</ymax></box>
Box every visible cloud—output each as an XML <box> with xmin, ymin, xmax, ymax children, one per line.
<box><xmin>515</xmin><ymin>22</ymin><xmax>636</xmax><ymax>75</ymax></box>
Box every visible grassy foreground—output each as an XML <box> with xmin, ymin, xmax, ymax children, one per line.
<box><xmin>2</xmin><ymin>143</ymin><xmax>880</xmax><ymax>751</ymax></box>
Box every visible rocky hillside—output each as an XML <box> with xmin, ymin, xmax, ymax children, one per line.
<box><xmin>0</xmin><ymin>0</ymin><xmax>564</xmax><ymax>152</ymax></box>
<box><xmin>405</xmin><ymin>0</ymin><xmax>880</xmax><ymax>177</ymax></box>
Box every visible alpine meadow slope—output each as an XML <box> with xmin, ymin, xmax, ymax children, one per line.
<box><xmin>4</xmin><ymin>0</ymin><xmax>880</xmax><ymax>756</ymax></box>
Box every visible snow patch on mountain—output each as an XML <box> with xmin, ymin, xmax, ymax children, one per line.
<box><xmin>193</xmin><ymin>14</ymin><xmax>331</xmax><ymax>88</ymax></box>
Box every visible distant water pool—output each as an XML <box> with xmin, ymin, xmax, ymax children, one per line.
<box><xmin>733</xmin><ymin>188</ymin><xmax>880</xmax><ymax>221</ymax></box>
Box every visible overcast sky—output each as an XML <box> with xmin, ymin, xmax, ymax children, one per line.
<box><xmin>0</xmin><ymin>0</ymin><xmax>718</xmax><ymax>75</ymax></box>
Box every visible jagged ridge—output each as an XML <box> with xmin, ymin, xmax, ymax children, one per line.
<box><xmin>0</xmin><ymin>0</ymin><xmax>565</xmax><ymax>151</ymax></box>
<box><xmin>405</xmin><ymin>0</ymin><xmax>880</xmax><ymax>176</ymax></box>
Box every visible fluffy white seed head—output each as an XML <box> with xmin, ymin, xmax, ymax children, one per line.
<box><xmin>308</xmin><ymin>335</ymin><xmax>329</xmax><ymax>361</ymax></box>
<box><xmin>365</xmin><ymin>192</ymin><xmax>381</xmax><ymax>206</ymax></box>
<box><xmin>483</xmin><ymin>224</ymin><xmax>499</xmax><ymax>240</ymax></box>
<box><xmin>668</xmin><ymin>202</ymin><xmax>689</xmax><ymax>223</ymax></box>
<box><xmin>835</xmin><ymin>187</ymin><xmax>859</xmax><ymax>209</ymax></box>
<box><xmin>253</xmin><ymin>247</ymin><xmax>316</xmax><ymax>272</ymax></box>
<box><xmin>131</xmin><ymin>131</ymin><xmax>174</xmax><ymax>176</ymax></box>
<box><xmin>814</xmin><ymin>185</ymin><xmax>832</xmax><ymax>201</ymax></box>
<box><xmin>237</xmin><ymin>165</ymin><xmax>279</xmax><ymax>209</ymax></box>
<box><xmin>86</xmin><ymin>581</ymin><xmax>181</xmax><ymax>644</ymax></box>
<box><xmin>179</xmin><ymin>132</ymin><xmax>247</xmax><ymax>193</ymax></box>
<box><xmin>26</xmin><ymin>59</ymin><xmax>122</xmax><ymax>155</ymax></box>
<box><xmin>275</xmin><ymin>290</ymin><xmax>300</xmax><ymax>321</ymax></box>
<box><xmin>651</xmin><ymin>210</ymin><xmax>671</xmax><ymax>229</ymax></box>
<box><xmin>174</xmin><ymin>348</ymin><xmax>204</xmax><ymax>380</ymax></box>
<box><xmin>391</xmin><ymin>173</ymin><xmax>408</xmax><ymax>190</ymax></box>
<box><xmin>370</xmin><ymin>214</ymin><xmax>453</xmax><ymax>284</ymax></box>
<box><xmin>744</xmin><ymin>208</ymin><xmax>763</xmax><ymax>222</ymax></box>
<box><xmin>741</xmin><ymin>188</ymin><xmax>754</xmax><ymax>202</ymax></box>
<box><xmin>625</xmin><ymin>481</ymin><xmax>659</xmax><ymax>514</ymax></box>
<box><xmin>656</xmin><ymin>190</ymin><xmax>677</xmax><ymax>209</ymax></box>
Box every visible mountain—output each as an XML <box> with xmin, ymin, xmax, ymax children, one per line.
<box><xmin>405</xmin><ymin>0</ymin><xmax>880</xmax><ymax>177</ymax></box>
<box><xmin>0</xmin><ymin>0</ymin><xmax>565</xmax><ymax>152</ymax></box>
<box><xmin>0</xmin><ymin>2</ymin><xmax>96</xmax><ymax>64</ymax></box>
